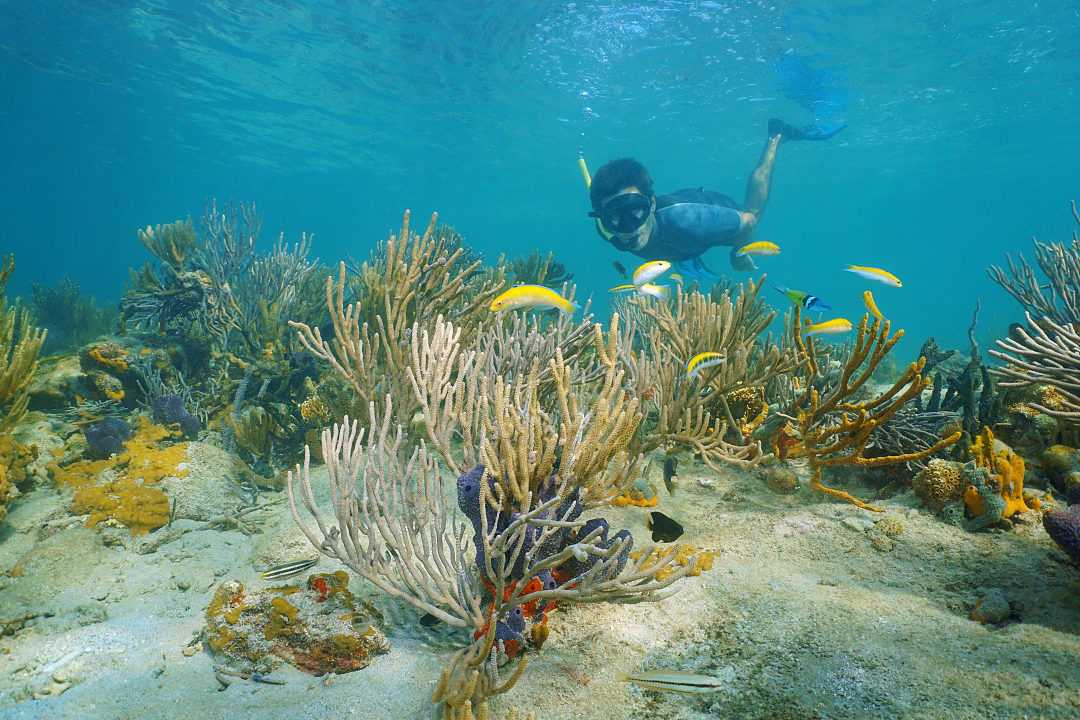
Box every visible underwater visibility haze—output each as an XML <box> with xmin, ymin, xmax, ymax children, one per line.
<box><xmin>1</xmin><ymin>2</ymin><xmax>1080</xmax><ymax>719</ymax></box>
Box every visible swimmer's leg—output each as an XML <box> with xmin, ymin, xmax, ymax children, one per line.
<box><xmin>743</xmin><ymin>132</ymin><xmax>782</xmax><ymax>216</ymax></box>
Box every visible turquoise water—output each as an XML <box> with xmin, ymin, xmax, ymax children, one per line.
<box><xmin>2</xmin><ymin>0</ymin><xmax>1079</xmax><ymax>351</ymax></box>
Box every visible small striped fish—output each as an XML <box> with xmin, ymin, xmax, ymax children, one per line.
<box><xmin>686</xmin><ymin>351</ymin><xmax>726</xmax><ymax>378</ymax></box>
<box><xmin>260</xmin><ymin>557</ymin><xmax>318</xmax><ymax>580</ymax></box>
<box><xmin>632</xmin><ymin>260</ymin><xmax>671</xmax><ymax>286</ymax></box>
<box><xmin>621</xmin><ymin>670</ymin><xmax>725</xmax><ymax>694</ymax></box>
<box><xmin>845</xmin><ymin>265</ymin><xmax>902</xmax><ymax>288</ymax></box>
<box><xmin>734</xmin><ymin>240</ymin><xmax>780</xmax><ymax>257</ymax></box>
<box><xmin>804</xmin><ymin>318</ymin><xmax>853</xmax><ymax>336</ymax></box>
<box><xmin>490</xmin><ymin>285</ymin><xmax>578</xmax><ymax>314</ymax></box>
<box><xmin>610</xmin><ymin>282</ymin><xmax>671</xmax><ymax>300</ymax></box>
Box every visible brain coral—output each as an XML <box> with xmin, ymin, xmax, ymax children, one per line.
<box><xmin>912</xmin><ymin>459</ymin><xmax>966</xmax><ymax>512</ymax></box>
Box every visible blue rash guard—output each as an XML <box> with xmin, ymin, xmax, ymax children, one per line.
<box><xmin>616</xmin><ymin>188</ymin><xmax>752</xmax><ymax>272</ymax></box>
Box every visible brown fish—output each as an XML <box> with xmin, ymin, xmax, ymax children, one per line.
<box><xmin>613</xmin><ymin>261</ymin><xmax>628</xmax><ymax>279</ymax></box>
<box><xmin>663</xmin><ymin>457</ymin><xmax>678</xmax><ymax>495</ymax></box>
<box><xmin>647</xmin><ymin>511</ymin><xmax>684</xmax><ymax>543</ymax></box>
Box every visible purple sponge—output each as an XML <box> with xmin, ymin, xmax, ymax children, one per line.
<box><xmin>1044</xmin><ymin>504</ymin><xmax>1080</xmax><ymax>563</ymax></box>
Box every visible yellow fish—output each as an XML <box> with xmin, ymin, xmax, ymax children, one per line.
<box><xmin>490</xmin><ymin>285</ymin><xmax>578</xmax><ymax>314</ymax></box>
<box><xmin>735</xmin><ymin>240</ymin><xmax>780</xmax><ymax>257</ymax></box>
<box><xmin>863</xmin><ymin>290</ymin><xmax>883</xmax><ymax>321</ymax></box>
<box><xmin>637</xmin><ymin>283</ymin><xmax>670</xmax><ymax>300</ymax></box>
<box><xmin>686</xmin><ymin>351</ymin><xmax>726</xmax><ymax>378</ymax></box>
<box><xmin>805</xmin><ymin>318</ymin><xmax>853</xmax><ymax>336</ymax></box>
<box><xmin>632</xmin><ymin>260</ymin><xmax>671</xmax><ymax>286</ymax></box>
<box><xmin>610</xmin><ymin>283</ymin><xmax>670</xmax><ymax>300</ymax></box>
<box><xmin>845</xmin><ymin>265</ymin><xmax>902</xmax><ymax>288</ymax></box>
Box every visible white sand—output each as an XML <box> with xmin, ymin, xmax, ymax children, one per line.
<box><xmin>2</xmin><ymin>452</ymin><xmax>1079</xmax><ymax>720</ymax></box>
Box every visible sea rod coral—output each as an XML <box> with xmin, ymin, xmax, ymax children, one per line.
<box><xmin>987</xmin><ymin>200</ymin><xmax>1080</xmax><ymax>326</ymax></box>
<box><xmin>991</xmin><ymin>312</ymin><xmax>1080</xmax><ymax>424</ymax></box>
<box><xmin>783</xmin><ymin>306</ymin><xmax>961</xmax><ymax>511</ymax></box>
<box><xmin>621</xmin><ymin>278</ymin><xmax>799</xmax><ymax>468</ymax></box>
<box><xmin>289</xmin><ymin>313</ymin><xmax>700</xmax><ymax>718</ymax></box>
<box><xmin>0</xmin><ymin>255</ymin><xmax>47</xmax><ymax>434</ymax></box>
<box><xmin>290</xmin><ymin>209</ymin><xmax>506</xmax><ymax>430</ymax></box>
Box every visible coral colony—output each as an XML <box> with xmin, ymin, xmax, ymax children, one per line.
<box><xmin>5</xmin><ymin>202</ymin><xmax>1080</xmax><ymax>718</ymax></box>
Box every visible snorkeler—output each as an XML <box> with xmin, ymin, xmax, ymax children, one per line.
<box><xmin>586</xmin><ymin>119</ymin><xmax>842</xmax><ymax>279</ymax></box>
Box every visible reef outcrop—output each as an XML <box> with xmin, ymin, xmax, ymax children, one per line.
<box><xmin>203</xmin><ymin>571</ymin><xmax>389</xmax><ymax>676</ymax></box>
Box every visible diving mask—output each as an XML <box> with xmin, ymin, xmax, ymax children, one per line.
<box><xmin>589</xmin><ymin>191</ymin><xmax>652</xmax><ymax>235</ymax></box>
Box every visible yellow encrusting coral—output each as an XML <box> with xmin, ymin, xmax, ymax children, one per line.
<box><xmin>70</xmin><ymin>479</ymin><xmax>171</xmax><ymax>535</ymax></box>
<box><xmin>86</xmin><ymin>345</ymin><xmax>130</xmax><ymax>374</ymax></box>
<box><xmin>610</xmin><ymin>489</ymin><xmax>659</xmax><ymax>507</ymax></box>
<box><xmin>630</xmin><ymin>544</ymin><xmax>716</xmax><ymax>582</ymax></box>
<box><xmin>963</xmin><ymin>426</ymin><xmax>1032</xmax><ymax>520</ymax></box>
<box><xmin>49</xmin><ymin>416</ymin><xmax>189</xmax><ymax>535</ymax></box>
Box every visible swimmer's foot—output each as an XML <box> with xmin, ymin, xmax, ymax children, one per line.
<box><xmin>768</xmin><ymin>118</ymin><xmax>846</xmax><ymax>142</ymax></box>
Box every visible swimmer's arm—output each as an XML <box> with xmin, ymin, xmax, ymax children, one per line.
<box><xmin>737</xmin><ymin>211</ymin><xmax>758</xmax><ymax>237</ymax></box>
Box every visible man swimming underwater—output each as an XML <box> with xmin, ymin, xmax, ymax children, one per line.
<box><xmin>587</xmin><ymin>119</ymin><xmax>842</xmax><ymax>278</ymax></box>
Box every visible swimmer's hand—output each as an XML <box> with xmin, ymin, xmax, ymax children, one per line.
<box><xmin>738</xmin><ymin>211</ymin><xmax>758</xmax><ymax>234</ymax></box>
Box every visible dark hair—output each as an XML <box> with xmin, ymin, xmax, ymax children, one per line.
<box><xmin>590</xmin><ymin>158</ymin><xmax>653</xmax><ymax>211</ymax></box>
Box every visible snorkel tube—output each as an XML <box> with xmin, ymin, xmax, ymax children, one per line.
<box><xmin>579</xmin><ymin>151</ymin><xmax>615</xmax><ymax>241</ymax></box>
<box><xmin>578</xmin><ymin>152</ymin><xmax>592</xmax><ymax>189</ymax></box>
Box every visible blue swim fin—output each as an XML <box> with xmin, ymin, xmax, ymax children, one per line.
<box><xmin>676</xmin><ymin>257</ymin><xmax>722</xmax><ymax>285</ymax></box>
<box><xmin>768</xmin><ymin>118</ymin><xmax>846</xmax><ymax>142</ymax></box>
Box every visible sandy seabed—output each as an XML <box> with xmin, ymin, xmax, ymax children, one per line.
<box><xmin>1</xmin><ymin>439</ymin><xmax>1079</xmax><ymax>720</ymax></box>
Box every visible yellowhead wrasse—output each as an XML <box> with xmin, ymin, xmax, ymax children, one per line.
<box><xmin>611</xmin><ymin>283</ymin><xmax>670</xmax><ymax>300</ymax></box>
<box><xmin>637</xmin><ymin>283</ymin><xmax>670</xmax><ymax>300</ymax></box>
<box><xmin>490</xmin><ymin>284</ymin><xmax>578</xmax><ymax>314</ymax></box>
<box><xmin>863</xmin><ymin>290</ymin><xmax>883</xmax><ymax>321</ymax></box>
<box><xmin>845</xmin><ymin>265</ymin><xmax>902</xmax><ymax>288</ymax></box>
<box><xmin>686</xmin><ymin>351</ymin><xmax>726</xmax><ymax>378</ymax></box>
<box><xmin>620</xmin><ymin>670</ymin><xmax>725</xmax><ymax>694</ymax></box>
<box><xmin>735</xmin><ymin>240</ymin><xmax>780</xmax><ymax>257</ymax></box>
<box><xmin>804</xmin><ymin>318</ymin><xmax>854</xmax><ymax>336</ymax></box>
<box><xmin>261</xmin><ymin>557</ymin><xmax>318</xmax><ymax>580</ymax></box>
<box><xmin>632</xmin><ymin>260</ymin><xmax>671</xmax><ymax>286</ymax></box>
